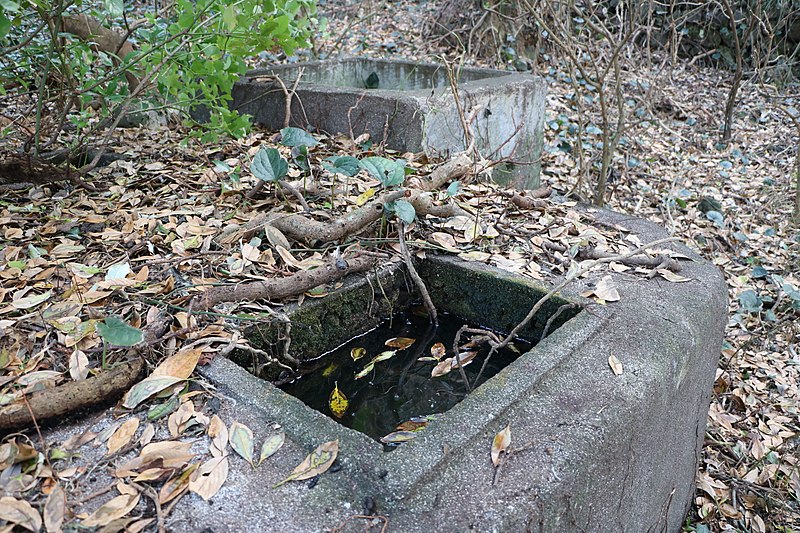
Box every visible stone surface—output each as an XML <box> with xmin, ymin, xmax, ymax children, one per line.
<box><xmin>230</xmin><ymin>58</ymin><xmax>547</xmax><ymax>189</ymax></box>
<box><xmin>39</xmin><ymin>207</ymin><xmax>727</xmax><ymax>532</ymax></box>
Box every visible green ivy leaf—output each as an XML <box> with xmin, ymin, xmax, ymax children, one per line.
<box><xmin>96</xmin><ymin>316</ymin><xmax>143</xmax><ymax>346</ymax></box>
<box><xmin>322</xmin><ymin>156</ymin><xmax>360</xmax><ymax>177</ymax></box>
<box><xmin>280</xmin><ymin>127</ymin><xmax>318</xmax><ymax>147</ymax></box>
<box><xmin>446</xmin><ymin>181</ymin><xmax>461</xmax><ymax>197</ymax></box>
<box><xmin>393</xmin><ymin>199</ymin><xmax>416</xmax><ymax>224</ymax></box>
<box><xmin>738</xmin><ymin>290</ymin><xmax>763</xmax><ymax>314</ymax></box>
<box><xmin>360</xmin><ymin>157</ymin><xmax>405</xmax><ymax>188</ymax></box>
<box><xmin>251</xmin><ymin>147</ymin><xmax>288</xmax><ymax>183</ymax></box>
<box><xmin>0</xmin><ymin>13</ymin><xmax>10</xmax><ymax>40</ymax></box>
<box><xmin>103</xmin><ymin>0</ymin><xmax>124</xmax><ymax>18</ymax></box>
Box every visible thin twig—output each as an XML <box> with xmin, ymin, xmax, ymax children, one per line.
<box><xmin>398</xmin><ymin>222</ymin><xmax>437</xmax><ymax>326</ymax></box>
<box><xmin>451</xmin><ymin>325</ymin><xmax>473</xmax><ymax>393</ymax></box>
<box><xmin>473</xmin><ymin>237</ymin><xmax>682</xmax><ymax>385</ymax></box>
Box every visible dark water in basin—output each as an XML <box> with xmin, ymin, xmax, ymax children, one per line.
<box><xmin>279</xmin><ymin>308</ymin><xmax>531</xmax><ymax>444</ymax></box>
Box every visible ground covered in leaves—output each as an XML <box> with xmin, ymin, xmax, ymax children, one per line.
<box><xmin>1</xmin><ymin>0</ymin><xmax>799</xmax><ymax>531</ymax></box>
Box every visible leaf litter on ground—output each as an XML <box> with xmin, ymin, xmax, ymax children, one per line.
<box><xmin>0</xmin><ymin>0</ymin><xmax>798</xmax><ymax>529</ymax></box>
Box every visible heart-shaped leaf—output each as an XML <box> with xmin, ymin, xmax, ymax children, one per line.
<box><xmin>251</xmin><ymin>147</ymin><xmax>288</xmax><ymax>183</ymax></box>
<box><xmin>280</xmin><ymin>127</ymin><xmax>318</xmax><ymax>147</ymax></box>
<box><xmin>359</xmin><ymin>157</ymin><xmax>405</xmax><ymax>188</ymax></box>
<box><xmin>393</xmin><ymin>199</ymin><xmax>416</xmax><ymax>224</ymax></box>
<box><xmin>96</xmin><ymin>317</ymin><xmax>143</xmax><ymax>347</ymax></box>
<box><xmin>322</xmin><ymin>156</ymin><xmax>360</xmax><ymax>177</ymax></box>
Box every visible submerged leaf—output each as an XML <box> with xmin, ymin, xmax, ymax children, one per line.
<box><xmin>385</xmin><ymin>337</ymin><xmax>415</xmax><ymax>350</ymax></box>
<box><xmin>350</xmin><ymin>347</ymin><xmax>366</xmax><ymax>361</ymax></box>
<box><xmin>430</xmin><ymin>342</ymin><xmax>446</xmax><ymax>360</ymax></box>
<box><xmin>328</xmin><ymin>382</ymin><xmax>349</xmax><ymax>419</ymax></box>
<box><xmin>354</xmin><ymin>362</ymin><xmax>375</xmax><ymax>380</ymax></box>
<box><xmin>321</xmin><ymin>362</ymin><xmax>338</xmax><ymax>377</ymax></box>
<box><xmin>372</xmin><ymin>350</ymin><xmax>396</xmax><ymax>363</ymax></box>
<box><xmin>431</xmin><ymin>351</ymin><xmax>477</xmax><ymax>378</ymax></box>
<box><xmin>491</xmin><ymin>424</ymin><xmax>511</xmax><ymax>467</ymax></box>
<box><xmin>273</xmin><ymin>440</ymin><xmax>339</xmax><ymax>488</ymax></box>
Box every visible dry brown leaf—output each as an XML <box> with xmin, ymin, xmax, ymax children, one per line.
<box><xmin>158</xmin><ymin>464</ymin><xmax>197</xmax><ymax>505</ymax></box>
<box><xmin>189</xmin><ymin>456</ymin><xmax>229</xmax><ymax>501</ymax></box>
<box><xmin>68</xmin><ymin>349</ymin><xmax>89</xmax><ymax>381</ymax></box>
<box><xmin>608</xmin><ymin>355</ymin><xmax>623</xmax><ymax>376</ymax></box>
<box><xmin>115</xmin><ymin>441</ymin><xmax>194</xmax><ymax>477</ymax></box>
<box><xmin>0</xmin><ymin>496</ymin><xmax>42</xmax><ymax>532</ymax></box>
<box><xmin>274</xmin><ymin>440</ymin><xmax>339</xmax><ymax>488</ymax></box>
<box><xmin>107</xmin><ymin>418</ymin><xmax>140</xmax><ymax>455</ymax></box>
<box><xmin>168</xmin><ymin>401</ymin><xmax>194</xmax><ymax>438</ymax></box>
<box><xmin>656</xmin><ymin>269</ymin><xmax>691</xmax><ymax>283</ymax></box>
<box><xmin>139</xmin><ymin>423</ymin><xmax>155</xmax><ymax>447</ymax></box>
<box><xmin>44</xmin><ymin>484</ymin><xmax>65</xmax><ymax>533</ymax></box>
<box><xmin>594</xmin><ymin>275</ymin><xmax>621</xmax><ymax>302</ymax></box>
<box><xmin>82</xmin><ymin>494</ymin><xmax>139</xmax><ymax>528</ymax></box>
<box><xmin>126</xmin><ymin>518</ymin><xmax>155</xmax><ymax>533</ymax></box>
<box><xmin>208</xmin><ymin>415</ymin><xmax>229</xmax><ymax>457</ymax></box>
<box><xmin>491</xmin><ymin>424</ymin><xmax>511</xmax><ymax>467</ymax></box>
<box><xmin>151</xmin><ymin>348</ymin><xmax>203</xmax><ymax>379</ymax></box>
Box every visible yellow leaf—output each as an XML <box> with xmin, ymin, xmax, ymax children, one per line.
<box><xmin>229</xmin><ymin>421</ymin><xmax>255</xmax><ymax>466</ymax></box>
<box><xmin>259</xmin><ymin>433</ymin><xmax>285</xmax><ymax>465</ymax></box>
<box><xmin>321</xmin><ymin>362</ymin><xmax>338</xmax><ymax>377</ymax></box>
<box><xmin>350</xmin><ymin>347</ymin><xmax>366</xmax><ymax>361</ymax></box>
<box><xmin>372</xmin><ymin>350</ymin><xmax>396</xmax><ymax>363</ymax></box>
<box><xmin>273</xmin><ymin>440</ymin><xmax>339</xmax><ymax>488</ymax></box>
<box><xmin>355</xmin><ymin>187</ymin><xmax>376</xmax><ymax>206</ymax></box>
<box><xmin>329</xmin><ymin>382</ymin><xmax>349</xmax><ymax>419</ymax></box>
<box><xmin>491</xmin><ymin>424</ymin><xmax>511</xmax><ymax>467</ymax></box>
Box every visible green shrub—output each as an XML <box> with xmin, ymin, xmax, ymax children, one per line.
<box><xmin>0</xmin><ymin>0</ymin><xmax>319</xmax><ymax>154</ymax></box>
